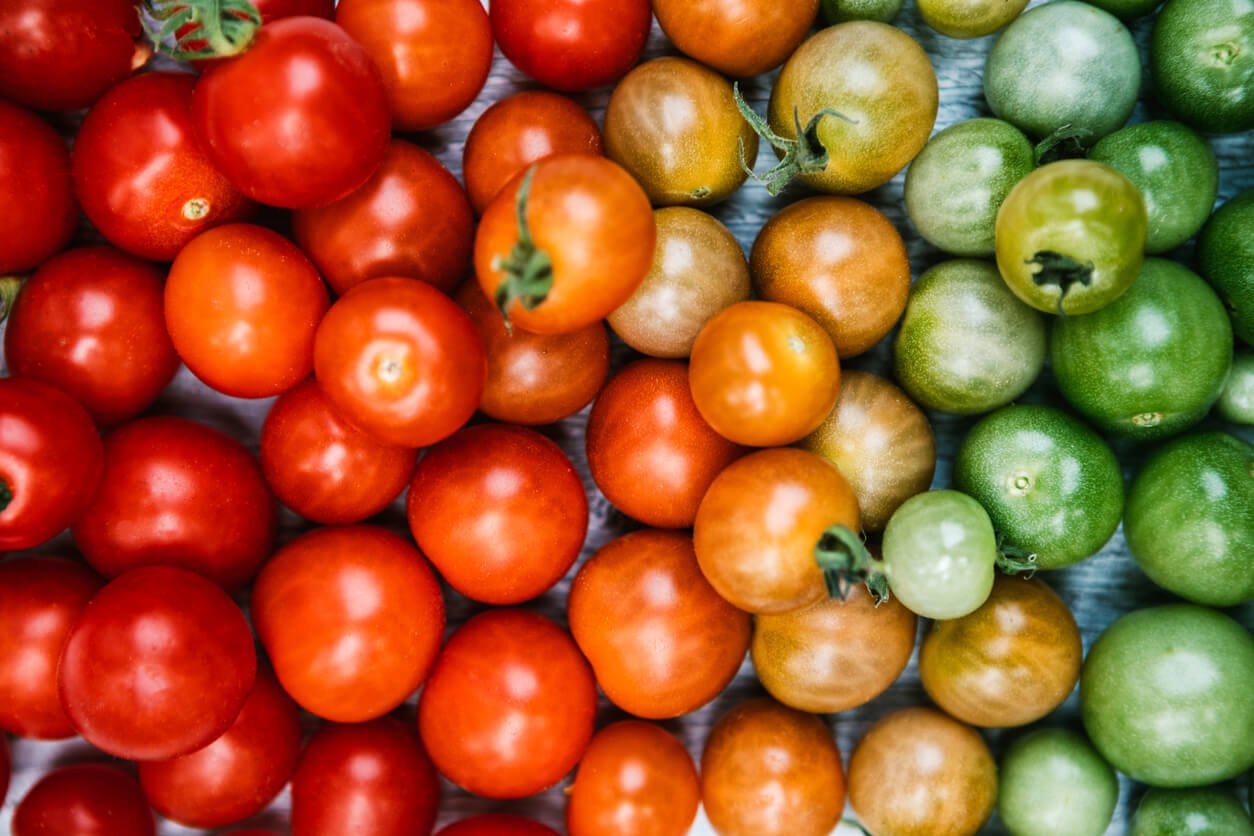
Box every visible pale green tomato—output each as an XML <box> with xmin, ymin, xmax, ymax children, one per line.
<box><xmin>1217</xmin><ymin>349</ymin><xmax>1254</xmax><ymax>424</ymax></box>
<box><xmin>998</xmin><ymin>728</ymin><xmax>1118</xmax><ymax>836</ymax></box>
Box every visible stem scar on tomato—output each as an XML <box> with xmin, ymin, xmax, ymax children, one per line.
<box><xmin>1026</xmin><ymin>250</ymin><xmax>1095</xmax><ymax>316</ymax></box>
<box><xmin>142</xmin><ymin>0</ymin><xmax>262</xmax><ymax>61</ymax></box>
<box><xmin>491</xmin><ymin>165</ymin><xmax>555</xmax><ymax>331</ymax></box>
<box><xmin>732</xmin><ymin>83</ymin><xmax>855</xmax><ymax>197</ymax></box>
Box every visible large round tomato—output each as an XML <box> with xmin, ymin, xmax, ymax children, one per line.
<box><xmin>13</xmin><ymin>764</ymin><xmax>155</xmax><ymax>836</ymax></box>
<box><xmin>0</xmin><ymin>99</ymin><xmax>76</xmax><ymax>272</ymax></box>
<box><xmin>652</xmin><ymin>0</ymin><xmax>818</xmax><ymax>78</ymax></box>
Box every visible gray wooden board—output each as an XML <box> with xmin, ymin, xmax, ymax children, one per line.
<box><xmin>1</xmin><ymin>0</ymin><xmax>1252</xmax><ymax>833</ymax></box>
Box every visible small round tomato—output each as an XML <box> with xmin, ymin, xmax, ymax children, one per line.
<box><xmin>438</xmin><ymin>816</ymin><xmax>558</xmax><ymax>836</ymax></box>
<box><xmin>653</xmin><ymin>0</ymin><xmax>818</xmax><ymax>78</ymax></box>
<box><xmin>822</xmin><ymin>0</ymin><xmax>902</xmax><ymax>23</ymax></box>
<box><xmin>998</xmin><ymin>728</ymin><xmax>1119</xmax><ymax>836</ymax></box>
<box><xmin>251</xmin><ymin>525</ymin><xmax>445</xmax><ymax>723</ymax></box>
<box><xmin>0</xmin><ymin>99</ymin><xmax>76</xmax><ymax>272</ymax></box>
<box><xmin>314</xmin><ymin>277</ymin><xmax>486</xmax><ymax>448</ymax></box>
<box><xmin>918</xmin><ymin>0</ymin><xmax>1028</xmax><ymax>37</ymax></box>
<box><xmin>13</xmin><ymin>764</ymin><xmax>155</xmax><ymax>836</ymax></box>
<box><xmin>1151</xmin><ymin>0</ymin><xmax>1254</xmax><ymax>134</ymax></box>
<box><xmin>1132</xmin><ymin>788</ymin><xmax>1254</xmax><ymax>836</ymax></box>
<box><xmin>1197</xmin><ymin>189</ymin><xmax>1254</xmax><ymax>344</ymax></box>
<box><xmin>1218</xmin><ymin>349</ymin><xmax>1254</xmax><ymax>423</ymax></box>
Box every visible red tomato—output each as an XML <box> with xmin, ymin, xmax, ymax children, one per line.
<box><xmin>0</xmin><ymin>99</ymin><xmax>76</xmax><ymax>272</ymax></box>
<box><xmin>192</xmin><ymin>17</ymin><xmax>390</xmax><ymax>209</ymax></box>
<box><xmin>71</xmin><ymin>72</ymin><xmax>254</xmax><ymax>261</ymax></box>
<box><xmin>337</xmin><ymin>0</ymin><xmax>493</xmax><ymax>131</ymax></box>
<box><xmin>4</xmin><ymin>246</ymin><xmax>179</xmax><ymax>426</ymax></box>
<box><xmin>314</xmin><ymin>277</ymin><xmax>487</xmax><ymax>448</ymax></box>
<box><xmin>251</xmin><ymin>525</ymin><xmax>445</xmax><ymax>723</ymax></box>
<box><xmin>490</xmin><ymin>0</ymin><xmax>651</xmax><ymax>92</ymax></box>
<box><xmin>0</xmin><ymin>556</ymin><xmax>103</xmax><ymax>739</ymax></box>
<box><xmin>437</xmin><ymin>816</ymin><xmax>559</xmax><ymax>836</ymax></box>
<box><xmin>71</xmin><ymin>415</ymin><xmax>277</xmax><ymax>591</ymax></box>
<box><xmin>290</xmin><ymin>717</ymin><xmax>441</xmax><ymax>836</ymax></box>
<box><xmin>406</xmin><ymin>423</ymin><xmax>588</xmax><ymax>604</ymax></box>
<box><xmin>260</xmin><ymin>378</ymin><xmax>418</xmax><ymax>524</ymax></box>
<box><xmin>58</xmin><ymin>566</ymin><xmax>257</xmax><ymax>760</ymax></box>
<box><xmin>13</xmin><ymin>764</ymin><xmax>155</xmax><ymax>836</ymax></box>
<box><xmin>293</xmin><ymin>140</ymin><xmax>474</xmax><ymax>296</ymax></box>
<box><xmin>138</xmin><ymin>667</ymin><xmax>302</xmax><ymax>830</ymax></box>
<box><xmin>418</xmin><ymin>609</ymin><xmax>598</xmax><ymax>799</ymax></box>
<box><xmin>462</xmin><ymin>90</ymin><xmax>604</xmax><ymax>215</ymax></box>
<box><xmin>0</xmin><ymin>378</ymin><xmax>103</xmax><ymax>551</ymax></box>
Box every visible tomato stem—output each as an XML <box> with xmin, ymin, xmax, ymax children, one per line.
<box><xmin>813</xmin><ymin>524</ymin><xmax>890</xmax><ymax>605</ymax></box>
<box><xmin>491</xmin><ymin>165</ymin><xmax>554</xmax><ymax>332</ymax></box>
<box><xmin>0</xmin><ymin>479</ymin><xmax>10</xmax><ymax>514</ymax></box>
<box><xmin>1032</xmin><ymin>124</ymin><xmax>1092</xmax><ymax>165</ymax></box>
<box><xmin>142</xmin><ymin>0</ymin><xmax>262</xmax><ymax>61</ymax></box>
<box><xmin>995</xmin><ymin>540</ymin><xmax>1038</xmax><ymax>577</ymax></box>
<box><xmin>0</xmin><ymin>275</ymin><xmax>23</xmax><ymax>325</ymax></box>
<box><xmin>1026</xmin><ymin>250</ymin><xmax>1094</xmax><ymax>315</ymax></box>
<box><xmin>732</xmin><ymin>83</ymin><xmax>854</xmax><ymax>197</ymax></box>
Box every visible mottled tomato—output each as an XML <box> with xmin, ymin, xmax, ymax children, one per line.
<box><xmin>652</xmin><ymin>0</ymin><xmax>818</xmax><ymax>77</ymax></box>
<box><xmin>999</xmin><ymin>728</ymin><xmax>1119</xmax><ymax>836</ymax></box>
<box><xmin>822</xmin><ymin>0</ymin><xmax>903</xmax><ymax>22</ymax></box>
<box><xmin>438</xmin><ymin>816</ymin><xmax>558</xmax><ymax>836</ymax></box>
<box><xmin>918</xmin><ymin>0</ymin><xmax>1028</xmax><ymax>37</ymax></box>
<box><xmin>0</xmin><ymin>99</ymin><xmax>76</xmax><ymax>272</ymax></box>
<box><xmin>13</xmin><ymin>764</ymin><xmax>155</xmax><ymax>836</ymax></box>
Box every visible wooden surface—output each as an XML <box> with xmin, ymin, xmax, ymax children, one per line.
<box><xmin>1</xmin><ymin>1</ymin><xmax>1252</xmax><ymax>833</ymax></box>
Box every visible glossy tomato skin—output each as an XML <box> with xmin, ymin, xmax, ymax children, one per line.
<box><xmin>72</xmin><ymin>72</ymin><xmax>254</xmax><ymax>261</ymax></box>
<box><xmin>293</xmin><ymin>140</ymin><xmax>474</xmax><ymax>296</ymax></box>
<box><xmin>653</xmin><ymin>0</ymin><xmax>818</xmax><ymax>78</ymax></box>
<box><xmin>0</xmin><ymin>556</ymin><xmax>103</xmax><ymax>739</ymax></box>
<box><xmin>252</xmin><ymin>525</ymin><xmax>445</xmax><ymax>723</ymax></box>
<box><xmin>418</xmin><ymin>609</ymin><xmax>597</xmax><ymax>799</ymax></box>
<box><xmin>290</xmin><ymin>717</ymin><xmax>441</xmax><ymax>836</ymax></box>
<box><xmin>192</xmin><ymin>17</ymin><xmax>390</xmax><ymax>209</ymax></box>
<box><xmin>0</xmin><ymin>99</ymin><xmax>76</xmax><ymax>272</ymax></box>
<box><xmin>4</xmin><ymin>247</ymin><xmax>179</xmax><ymax>426</ymax></box>
<box><xmin>998</xmin><ymin>728</ymin><xmax>1119</xmax><ymax>836</ymax></box>
<box><xmin>139</xmin><ymin>667</ymin><xmax>302</xmax><ymax>829</ymax></box>
<box><xmin>437</xmin><ymin>816</ymin><xmax>558</xmax><ymax>836</ymax></box>
<box><xmin>13</xmin><ymin>764</ymin><xmax>155</xmax><ymax>836</ymax></box>
<box><xmin>0</xmin><ymin>378</ymin><xmax>103</xmax><ymax>551</ymax></box>
<box><xmin>58</xmin><ymin>566</ymin><xmax>257</xmax><ymax>761</ymax></box>
<box><xmin>260</xmin><ymin>378</ymin><xmax>417</xmax><ymax>525</ymax></box>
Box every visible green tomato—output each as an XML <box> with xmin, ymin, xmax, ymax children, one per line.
<box><xmin>820</xmin><ymin>0</ymin><xmax>903</xmax><ymax>24</ymax></box>
<box><xmin>893</xmin><ymin>260</ymin><xmax>1045</xmax><ymax>415</ymax></box>
<box><xmin>918</xmin><ymin>0</ymin><xmax>1028</xmax><ymax>38</ymax></box>
<box><xmin>1217</xmin><ymin>349</ymin><xmax>1254</xmax><ymax>424</ymax></box>
<box><xmin>1151</xmin><ymin>0</ymin><xmax>1254</xmax><ymax>134</ymax></box>
<box><xmin>998</xmin><ymin>728</ymin><xmax>1118</xmax><ymax>836</ymax></box>
<box><xmin>1050</xmin><ymin>258</ymin><xmax>1233</xmax><ymax>441</ymax></box>
<box><xmin>1124</xmin><ymin>431</ymin><xmax>1254</xmax><ymax>607</ymax></box>
<box><xmin>904</xmin><ymin>118</ymin><xmax>1034</xmax><ymax>257</ymax></box>
<box><xmin>954</xmin><ymin>404</ymin><xmax>1123</xmax><ymax>570</ymax></box>
<box><xmin>1131</xmin><ymin>787</ymin><xmax>1254</xmax><ymax>836</ymax></box>
<box><xmin>995</xmin><ymin>160</ymin><xmax>1148</xmax><ymax>316</ymax></box>
<box><xmin>984</xmin><ymin>1</ymin><xmax>1140</xmax><ymax>141</ymax></box>
<box><xmin>1197</xmin><ymin>189</ymin><xmax>1254</xmax><ymax>344</ymax></box>
<box><xmin>1089</xmin><ymin>121</ymin><xmax>1219</xmax><ymax>254</ymax></box>
<box><xmin>1080</xmin><ymin>603</ymin><xmax>1254</xmax><ymax>788</ymax></box>
<box><xmin>1083</xmin><ymin>0</ymin><xmax>1162</xmax><ymax>19</ymax></box>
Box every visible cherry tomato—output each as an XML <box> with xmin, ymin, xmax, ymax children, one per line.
<box><xmin>1132</xmin><ymin>787</ymin><xmax>1254</xmax><ymax>836</ymax></box>
<box><xmin>0</xmin><ymin>99</ymin><xmax>76</xmax><ymax>272</ymax></box>
<box><xmin>0</xmin><ymin>377</ymin><xmax>103</xmax><ymax>551</ymax></box>
<box><xmin>13</xmin><ymin>764</ymin><xmax>155</xmax><ymax>836</ymax></box>
<box><xmin>652</xmin><ymin>0</ymin><xmax>818</xmax><ymax>78</ymax></box>
<box><xmin>438</xmin><ymin>816</ymin><xmax>558</xmax><ymax>836</ymax></box>
<box><xmin>999</xmin><ymin>728</ymin><xmax>1119</xmax><ymax>836</ymax></box>
<box><xmin>1151</xmin><ymin>0</ymin><xmax>1254</xmax><ymax>134</ymax></box>
<box><xmin>252</xmin><ymin>525</ymin><xmax>445</xmax><ymax>723</ymax></box>
<box><xmin>1197</xmin><ymin>189</ymin><xmax>1254</xmax><ymax>345</ymax></box>
<box><xmin>919</xmin><ymin>0</ymin><xmax>1028</xmax><ymax>38</ymax></box>
<box><xmin>418</xmin><ymin>609</ymin><xmax>597</xmax><ymax>799</ymax></box>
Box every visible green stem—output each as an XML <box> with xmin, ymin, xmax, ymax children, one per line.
<box><xmin>1026</xmin><ymin>250</ymin><xmax>1094</xmax><ymax>316</ymax></box>
<box><xmin>732</xmin><ymin>83</ymin><xmax>855</xmax><ymax>197</ymax></box>
<box><xmin>0</xmin><ymin>479</ymin><xmax>11</xmax><ymax>514</ymax></box>
<box><xmin>0</xmin><ymin>275</ymin><xmax>22</xmax><ymax>325</ymax></box>
<box><xmin>1033</xmin><ymin>124</ymin><xmax>1092</xmax><ymax>166</ymax></box>
<box><xmin>813</xmin><ymin>524</ymin><xmax>890</xmax><ymax>605</ymax></box>
<box><xmin>490</xmin><ymin>165</ymin><xmax>554</xmax><ymax>332</ymax></box>
<box><xmin>996</xmin><ymin>539</ymin><xmax>1039</xmax><ymax>577</ymax></box>
<box><xmin>142</xmin><ymin>0</ymin><xmax>262</xmax><ymax>61</ymax></box>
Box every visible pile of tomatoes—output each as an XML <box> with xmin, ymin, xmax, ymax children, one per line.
<box><xmin>0</xmin><ymin>0</ymin><xmax>1252</xmax><ymax>833</ymax></box>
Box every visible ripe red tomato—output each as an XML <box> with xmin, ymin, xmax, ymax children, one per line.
<box><xmin>260</xmin><ymin>378</ymin><xmax>418</xmax><ymax>524</ymax></box>
<box><xmin>58</xmin><ymin>566</ymin><xmax>257</xmax><ymax>761</ymax></box>
<box><xmin>314</xmin><ymin>277</ymin><xmax>487</xmax><ymax>448</ymax></box>
<box><xmin>418</xmin><ymin>608</ymin><xmax>598</xmax><ymax>799</ymax></box>
<box><xmin>192</xmin><ymin>17</ymin><xmax>391</xmax><ymax>209</ymax></box>
<box><xmin>251</xmin><ymin>525</ymin><xmax>445</xmax><ymax>723</ymax></box>
<box><xmin>4</xmin><ymin>246</ymin><xmax>179</xmax><ymax>425</ymax></box>
<box><xmin>0</xmin><ymin>378</ymin><xmax>103</xmax><ymax>551</ymax></box>
<box><xmin>406</xmin><ymin>423</ymin><xmax>588</xmax><ymax>604</ymax></box>
<box><xmin>12</xmin><ymin>764</ymin><xmax>155</xmax><ymax>836</ymax></box>
<box><xmin>293</xmin><ymin>140</ymin><xmax>474</xmax><ymax>296</ymax></box>
<box><xmin>652</xmin><ymin>0</ymin><xmax>819</xmax><ymax>78</ymax></box>
<box><xmin>0</xmin><ymin>99</ymin><xmax>76</xmax><ymax>272</ymax></box>
<box><xmin>72</xmin><ymin>72</ymin><xmax>254</xmax><ymax>261</ymax></box>
<box><xmin>70</xmin><ymin>415</ymin><xmax>277</xmax><ymax>591</ymax></box>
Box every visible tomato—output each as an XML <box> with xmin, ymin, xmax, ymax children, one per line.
<box><xmin>1124</xmin><ymin>432</ymin><xmax>1254</xmax><ymax>606</ymax></box>
<box><xmin>0</xmin><ymin>556</ymin><xmax>103</xmax><ymax>739</ymax></box>
<box><xmin>998</xmin><ymin>728</ymin><xmax>1119</xmax><ymax>836</ymax></box>
<box><xmin>12</xmin><ymin>764</ymin><xmax>155</xmax><ymax>836</ymax></box>
<box><xmin>604</xmin><ymin>57</ymin><xmax>756</xmax><ymax>207</ymax></box>
<box><xmin>138</xmin><ymin>667</ymin><xmax>302</xmax><ymax>829</ymax></box>
<box><xmin>290</xmin><ymin>717</ymin><xmax>441</xmax><ymax>836</ymax></box>
<box><xmin>567</xmin><ymin>721</ymin><xmax>700</xmax><ymax>836</ymax></box>
<box><xmin>847</xmin><ymin>707</ymin><xmax>997</xmax><ymax>836</ymax></box>
<box><xmin>586</xmin><ymin>359</ymin><xmax>746</xmax><ymax>529</ymax></box>
<box><xmin>406</xmin><ymin>423</ymin><xmax>587</xmax><ymax>604</ymax></box>
<box><xmin>71</xmin><ymin>415</ymin><xmax>277</xmax><ymax>591</ymax></box>
<box><xmin>336</xmin><ymin>0</ymin><xmax>491</xmax><ymax>131</ymax></box>
<box><xmin>653</xmin><ymin>0</ymin><xmax>818</xmax><ymax>78</ymax></box>
<box><xmin>689</xmin><ymin>301</ymin><xmax>840</xmax><ymax>447</ymax></box>
<box><xmin>72</xmin><ymin>72</ymin><xmax>254</xmax><ymax>261</ymax></box>
<box><xmin>1197</xmin><ymin>189</ymin><xmax>1254</xmax><ymax>344</ymax></box>
<box><xmin>4</xmin><ymin>246</ymin><xmax>179</xmax><ymax>426</ymax></box>
<box><xmin>607</xmin><ymin>208</ymin><xmax>750</xmax><ymax>359</ymax></box>
<box><xmin>1218</xmin><ymin>349</ymin><xmax>1254</xmax><ymax>423</ymax></box>
<box><xmin>821</xmin><ymin>0</ymin><xmax>901</xmax><ymax>23</ymax></box>
<box><xmin>751</xmin><ymin>582</ymin><xmax>916</xmax><ymax>714</ymax></box>
<box><xmin>1151</xmin><ymin>0</ymin><xmax>1254</xmax><ymax>134</ymax></box>
<box><xmin>490</xmin><ymin>0</ymin><xmax>650</xmax><ymax>92</ymax></box>
<box><xmin>694</xmin><ymin>448</ymin><xmax>859</xmax><ymax>614</ymax></box>
<box><xmin>984</xmin><ymin>1</ymin><xmax>1140</xmax><ymax>142</ymax></box>
<box><xmin>438</xmin><ymin>816</ymin><xmax>558</xmax><ymax>836</ymax></box>
<box><xmin>314</xmin><ymin>277</ymin><xmax>486</xmax><ymax>448</ymax></box>
<box><xmin>251</xmin><ymin>525</ymin><xmax>445</xmax><ymax>723</ymax></box>
<box><xmin>293</xmin><ymin>139</ymin><xmax>473</xmax><ymax>297</ymax></box>
<box><xmin>0</xmin><ymin>378</ymin><xmax>103</xmax><ymax>551</ymax></box>
<box><xmin>918</xmin><ymin>0</ymin><xmax>1028</xmax><ymax>37</ymax></box>
<box><xmin>893</xmin><ymin>260</ymin><xmax>1045</xmax><ymax>414</ymax></box>
<box><xmin>701</xmin><ymin>698</ymin><xmax>844</xmax><ymax>836</ymax></box>
<box><xmin>0</xmin><ymin>99</ymin><xmax>76</xmax><ymax>272</ymax></box>
<box><xmin>0</xmin><ymin>0</ymin><xmax>147</xmax><ymax>112</ymax></box>
<box><xmin>1050</xmin><ymin>258</ymin><xmax>1233</xmax><ymax>440</ymax></box>
<box><xmin>568</xmin><ymin>529</ymin><xmax>750</xmax><ymax>718</ymax></box>
<box><xmin>1132</xmin><ymin>787</ymin><xmax>1254</xmax><ymax>836</ymax></box>
<box><xmin>474</xmin><ymin>154</ymin><xmax>656</xmax><ymax>335</ymax></box>
<box><xmin>58</xmin><ymin>566</ymin><xmax>256</xmax><ymax>760</ymax></box>
<box><xmin>455</xmin><ymin>279</ymin><xmax>608</xmax><ymax>426</ymax></box>
<box><xmin>192</xmin><ymin>17</ymin><xmax>390</xmax><ymax>209</ymax></box>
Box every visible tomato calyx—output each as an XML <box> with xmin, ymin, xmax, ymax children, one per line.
<box><xmin>1033</xmin><ymin>124</ymin><xmax>1091</xmax><ymax>165</ymax></box>
<box><xmin>814</xmin><ymin>524</ymin><xmax>890</xmax><ymax>605</ymax></box>
<box><xmin>142</xmin><ymin>0</ymin><xmax>262</xmax><ymax>61</ymax></box>
<box><xmin>491</xmin><ymin>166</ymin><xmax>554</xmax><ymax>331</ymax></box>
<box><xmin>1026</xmin><ymin>251</ymin><xmax>1094</xmax><ymax>315</ymax></box>
<box><xmin>994</xmin><ymin>535</ymin><xmax>1038</xmax><ymax>577</ymax></box>
<box><xmin>0</xmin><ymin>275</ymin><xmax>23</xmax><ymax>325</ymax></box>
<box><xmin>732</xmin><ymin>83</ymin><xmax>854</xmax><ymax>197</ymax></box>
